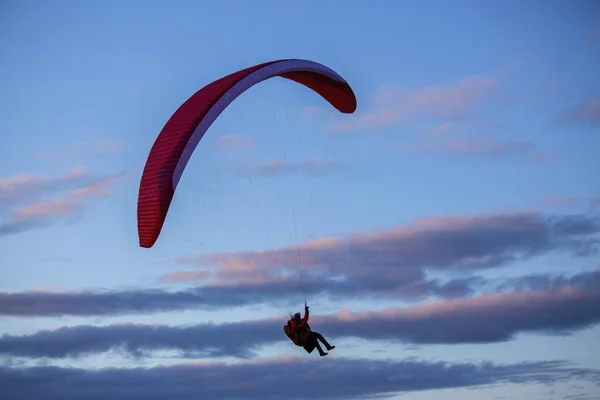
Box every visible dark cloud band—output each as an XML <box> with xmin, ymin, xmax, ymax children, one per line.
<box><xmin>1</xmin><ymin>279</ymin><xmax>598</xmax><ymax>360</ymax></box>
<box><xmin>1</xmin><ymin>357</ymin><xmax>598</xmax><ymax>400</ymax></box>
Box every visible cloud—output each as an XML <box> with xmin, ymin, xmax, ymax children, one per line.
<box><xmin>329</xmin><ymin>75</ymin><xmax>499</xmax><ymax>133</ymax></box>
<box><xmin>1</xmin><ymin>211</ymin><xmax>598</xmax><ymax>317</ymax></box>
<box><xmin>1</xmin><ymin>269</ymin><xmax>599</xmax><ymax>353</ymax></box>
<box><xmin>322</xmin><ymin>282</ymin><xmax>600</xmax><ymax>345</ymax></box>
<box><xmin>498</xmin><ymin>268</ymin><xmax>600</xmax><ymax>293</ymax></box>
<box><xmin>185</xmin><ymin>211</ymin><xmax>599</xmax><ymax>276</ymax></box>
<box><xmin>0</xmin><ymin>273</ymin><xmax>476</xmax><ymax>318</ymax></box>
<box><xmin>215</xmin><ymin>134</ymin><xmax>256</xmax><ymax>150</ymax></box>
<box><xmin>2</xmin><ymin>357</ymin><xmax>597</xmax><ymax>400</ymax></box>
<box><xmin>0</xmin><ymin>168</ymin><xmax>126</xmax><ymax>236</ymax></box>
<box><xmin>561</xmin><ymin>98</ymin><xmax>600</xmax><ymax>127</ymax></box>
<box><xmin>234</xmin><ymin>158</ymin><xmax>348</xmax><ymax>177</ymax></box>
<box><xmin>0</xmin><ymin>287</ymin><xmax>211</xmax><ymax>318</ymax></box>
<box><xmin>0</xmin><ymin>165</ymin><xmax>90</xmax><ymax>204</ymax></box>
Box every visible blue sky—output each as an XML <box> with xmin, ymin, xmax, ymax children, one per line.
<box><xmin>1</xmin><ymin>1</ymin><xmax>599</xmax><ymax>399</ymax></box>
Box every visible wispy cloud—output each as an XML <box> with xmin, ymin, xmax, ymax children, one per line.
<box><xmin>1</xmin><ymin>272</ymin><xmax>599</xmax><ymax>358</ymax></box>
<box><xmin>329</xmin><ymin>75</ymin><xmax>499</xmax><ymax>133</ymax></box>
<box><xmin>0</xmin><ymin>167</ymin><xmax>126</xmax><ymax>236</ymax></box>
<box><xmin>216</xmin><ymin>134</ymin><xmax>256</xmax><ymax>150</ymax></box>
<box><xmin>2</xmin><ymin>357</ymin><xmax>596</xmax><ymax>400</ymax></box>
<box><xmin>234</xmin><ymin>158</ymin><xmax>349</xmax><ymax>177</ymax></box>
<box><xmin>0</xmin><ymin>165</ymin><xmax>90</xmax><ymax>203</ymax></box>
<box><xmin>560</xmin><ymin>97</ymin><xmax>600</xmax><ymax>127</ymax></box>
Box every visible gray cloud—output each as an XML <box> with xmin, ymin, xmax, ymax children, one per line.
<box><xmin>498</xmin><ymin>268</ymin><xmax>600</xmax><ymax>293</ymax></box>
<box><xmin>0</xmin><ymin>320</ymin><xmax>279</xmax><ymax>359</ymax></box>
<box><xmin>0</xmin><ymin>273</ymin><xmax>474</xmax><ymax>318</ymax></box>
<box><xmin>1</xmin><ymin>274</ymin><xmax>598</xmax><ymax>359</ymax></box>
<box><xmin>1</xmin><ymin>357</ymin><xmax>598</xmax><ymax>400</ymax></box>
<box><xmin>0</xmin><ymin>288</ymin><xmax>211</xmax><ymax>317</ymax></box>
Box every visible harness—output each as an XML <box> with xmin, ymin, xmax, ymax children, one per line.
<box><xmin>284</xmin><ymin>318</ymin><xmax>311</xmax><ymax>346</ymax></box>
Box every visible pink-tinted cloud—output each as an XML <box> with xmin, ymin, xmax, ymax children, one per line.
<box><xmin>215</xmin><ymin>134</ymin><xmax>256</xmax><ymax>150</ymax></box>
<box><xmin>1</xmin><ymin>212</ymin><xmax>597</xmax><ymax>318</ymax></box>
<box><xmin>330</xmin><ymin>75</ymin><xmax>499</xmax><ymax>133</ymax></box>
<box><xmin>159</xmin><ymin>211</ymin><xmax>599</xmax><ymax>305</ymax></box>
<box><xmin>0</xmin><ymin>165</ymin><xmax>90</xmax><ymax>202</ymax></box>
<box><xmin>181</xmin><ymin>211</ymin><xmax>598</xmax><ymax>279</ymax></box>
<box><xmin>1</xmin><ymin>262</ymin><xmax>597</xmax><ymax>322</ymax></box>
<box><xmin>1</xmin><ymin>271</ymin><xmax>599</xmax><ymax>358</ymax></box>
<box><xmin>561</xmin><ymin>97</ymin><xmax>600</xmax><ymax>127</ymax></box>
<box><xmin>0</xmin><ymin>167</ymin><xmax>126</xmax><ymax>236</ymax></box>
<box><xmin>322</xmin><ymin>283</ymin><xmax>600</xmax><ymax>343</ymax></box>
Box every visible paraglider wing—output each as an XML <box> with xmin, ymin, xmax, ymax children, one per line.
<box><xmin>137</xmin><ymin>59</ymin><xmax>357</xmax><ymax>248</ymax></box>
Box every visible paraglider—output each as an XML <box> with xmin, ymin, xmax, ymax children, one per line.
<box><xmin>137</xmin><ymin>58</ymin><xmax>356</xmax><ymax>356</ymax></box>
<box><xmin>137</xmin><ymin>58</ymin><xmax>357</xmax><ymax>248</ymax></box>
<box><xmin>284</xmin><ymin>303</ymin><xmax>335</xmax><ymax>356</ymax></box>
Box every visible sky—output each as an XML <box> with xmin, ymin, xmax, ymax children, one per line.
<box><xmin>1</xmin><ymin>0</ymin><xmax>600</xmax><ymax>399</ymax></box>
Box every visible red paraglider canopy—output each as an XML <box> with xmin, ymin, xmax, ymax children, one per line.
<box><xmin>137</xmin><ymin>59</ymin><xmax>357</xmax><ymax>248</ymax></box>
